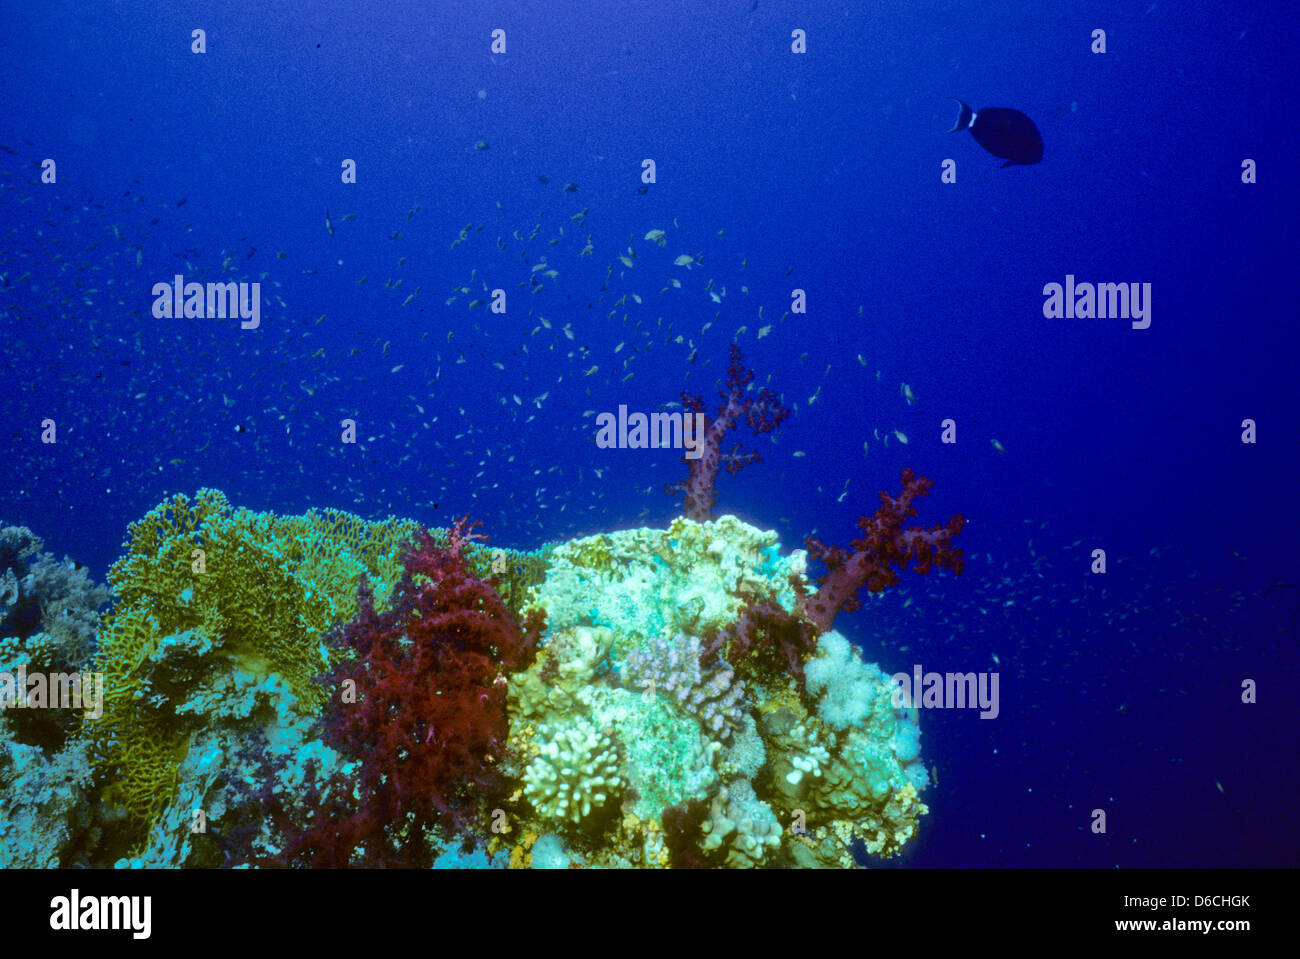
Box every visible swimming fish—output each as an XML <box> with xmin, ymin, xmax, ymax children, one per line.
<box><xmin>947</xmin><ymin>99</ymin><xmax>1043</xmax><ymax>167</ymax></box>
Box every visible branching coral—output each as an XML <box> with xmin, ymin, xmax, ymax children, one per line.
<box><xmin>804</xmin><ymin>468</ymin><xmax>966</xmax><ymax>633</ymax></box>
<box><xmin>523</xmin><ymin>718</ymin><xmax>622</xmax><ymax>824</ymax></box>
<box><xmin>622</xmin><ymin>634</ymin><xmax>746</xmax><ymax>739</ymax></box>
<box><xmin>666</xmin><ymin>345</ymin><xmax>791</xmax><ymax>521</ymax></box>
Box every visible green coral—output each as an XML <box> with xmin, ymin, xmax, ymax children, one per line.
<box><xmin>90</xmin><ymin>489</ymin><xmax>417</xmax><ymax>839</ymax></box>
<box><xmin>561</xmin><ymin>535</ymin><xmax>620</xmax><ymax>578</ymax></box>
<box><xmin>523</xmin><ymin>717</ymin><xmax>622</xmax><ymax>824</ymax></box>
<box><xmin>459</xmin><ymin>540</ymin><xmax>553</xmax><ymax>621</ymax></box>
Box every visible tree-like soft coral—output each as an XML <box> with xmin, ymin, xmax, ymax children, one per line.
<box><xmin>666</xmin><ymin>345</ymin><xmax>791</xmax><ymax>521</ymax></box>
<box><xmin>804</xmin><ymin>468</ymin><xmax>966</xmax><ymax>633</ymax></box>
<box><xmin>270</xmin><ymin>517</ymin><xmax>543</xmax><ymax>867</ymax></box>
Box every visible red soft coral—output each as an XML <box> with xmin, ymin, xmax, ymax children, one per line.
<box><xmin>274</xmin><ymin>517</ymin><xmax>541</xmax><ymax>867</ymax></box>
<box><xmin>804</xmin><ymin>468</ymin><xmax>966</xmax><ymax>633</ymax></box>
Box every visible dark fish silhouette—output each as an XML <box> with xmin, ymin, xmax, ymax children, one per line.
<box><xmin>948</xmin><ymin>99</ymin><xmax>1042</xmax><ymax>167</ymax></box>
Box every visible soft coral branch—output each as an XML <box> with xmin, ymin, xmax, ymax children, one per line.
<box><xmin>804</xmin><ymin>468</ymin><xmax>966</xmax><ymax>633</ymax></box>
<box><xmin>666</xmin><ymin>345</ymin><xmax>790</xmax><ymax>521</ymax></box>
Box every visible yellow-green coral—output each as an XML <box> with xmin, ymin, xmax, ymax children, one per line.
<box><xmin>90</xmin><ymin>489</ymin><xmax>418</xmax><ymax>836</ymax></box>
<box><xmin>461</xmin><ymin>541</ymin><xmax>553</xmax><ymax>620</ymax></box>
<box><xmin>561</xmin><ymin>535</ymin><xmax>620</xmax><ymax>578</ymax></box>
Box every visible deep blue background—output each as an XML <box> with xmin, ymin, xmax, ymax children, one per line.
<box><xmin>2</xmin><ymin>1</ymin><xmax>1297</xmax><ymax>867</ymax></box>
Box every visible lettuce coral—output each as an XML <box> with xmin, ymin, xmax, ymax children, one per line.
<box><xmin>90</xmin><ymin>489</ymin><xmax>419</xmax><ymax>840</ymax></box>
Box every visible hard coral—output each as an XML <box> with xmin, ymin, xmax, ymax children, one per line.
<box><xmin>92</xmin><ymin>489</ymin><xmax>416</xmax><ymax>837</ymax></box>
<box><xmin>622</xmin><ymin>634</ymin><xmax>746</xmax><ymax>739</ymax></box>
<box><xmin>523</xmin><ymin>718</ymin><xmax>622</xmax><ymax>825</ymax></box>
<box><xmin>667</xmin><ymin>345</ymin><xmax>790</xmax><ymax>521</ymax></box>
<box><xmin>274</xmin><ymin>517</ymin><xmax>542</xmax><ymax>867</ymax></box>
<box><xmin>804</xmin><ymin>468</ymin><xmax>966</xmax><ymax>633</ymax></box>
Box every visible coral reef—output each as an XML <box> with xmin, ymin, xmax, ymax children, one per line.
<box><xmin>666</xmin><ymin>345</ymin><xmax>791</xmax><ymax>521</ymax></box>
<box><xmin>90</xmin><ymin>489</ymin><xmax>420</xmax><ymax>839</ymax></box>
<box><xmin>2</xmin><ymin>459</ymin><xmax>960</xmax><ymax>868</ymax></box>
<box><xmin>0</xmin><ymin>737</ymin><xmax>97</xmax><ymax>867</ymax></box>
<box><xmin>0</xmin><ymin>522</ymin><xmax>110</xmax><ymax>750</ymax></box>
<box><xmin>0</xmin><ymin>524</ymin><xmax>111</xmax><ymax>866</ymax></box>
<box><xmin>493</xmin><ymin>514</ymin><xmax>934</xmax><ymax>867</ymax></box>
<box><xmin>621</xmin><ymin>633</ymin><xmax>746</xmax><ymax>739</ymax></box>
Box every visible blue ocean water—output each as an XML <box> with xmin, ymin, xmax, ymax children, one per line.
<box><xmin>1</xmin><ymin>1</ymin><xmax>1296</xmax><ymax>867</ymax></box>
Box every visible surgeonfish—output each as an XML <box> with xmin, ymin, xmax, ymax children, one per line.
<box><xmin>947</xmin><ymin>99</ymin><xmax>1043</xmax><ymax>167</ymax></box>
